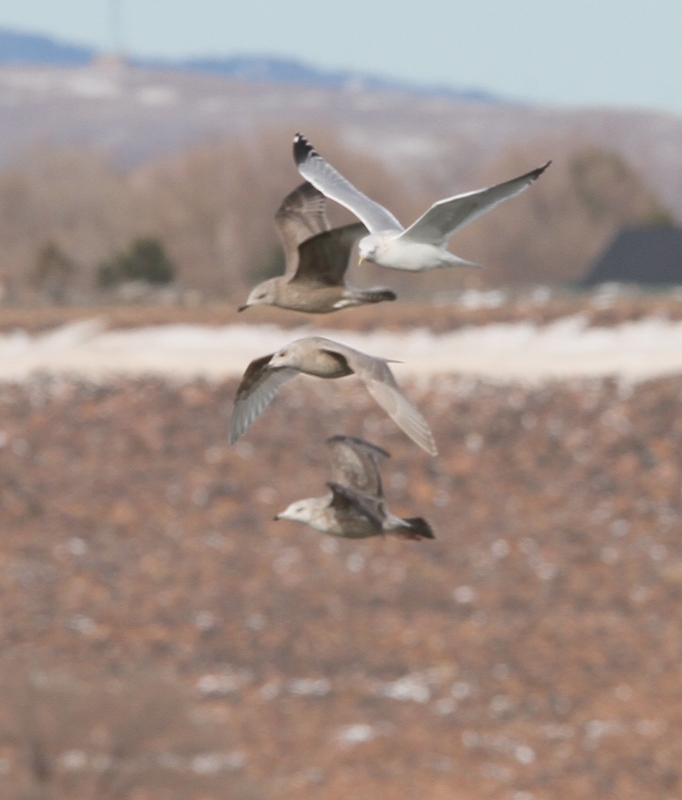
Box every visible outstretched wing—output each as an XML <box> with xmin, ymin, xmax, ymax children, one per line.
<box><xmin>326</xmin><ymin>435</ymin><xmax>389</xmax><ymax>497</ymax></box>
<box><xmin>329</xmin><ymin>342</ymin><xmax>439</xmax><ymax>457</ymax></box>
<box><xmin>293</xmin><ymin>134</ymin><xmax>403</xmax><ymax>234</ymax></box>
<box><xmin>399</xmin><ymin>161</ymin><xmax>551</xmax><ymax>247</ymax></box>
<box><xmin>291</xmin><ymin>222</ymin><xmax>367</xmax><ymax>286</ymax></box>
<box><xmin>275</xmin><ymin>182</ymin><xmax>330</xmax><ymax>275</ymax></box>
<box><xmin>363</xmin><ymin>374</ymin><xmax>439</xmax><ymax>457</ymax></box>
<box><xmin>228</xmin><ymin>355</ymin><xmax>298</xmax><ymax>444</ymax></box>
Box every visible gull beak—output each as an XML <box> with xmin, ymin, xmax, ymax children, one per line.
<box><xmin>273</xmin><ymin>514</ymin><xmax>280</xmax><ymax>521</ymax></box>
<box><xmin>358</xmin><ymin>256</ymin><xmax>365</xmax><ymax>265</ymax></box>
<box><xmin>237</xmin><ymin>304</ymin><xmax>248</xmax><ymax>312</ymax></box>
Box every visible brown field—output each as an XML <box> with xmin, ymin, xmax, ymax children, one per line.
<box><xmin>0</xmin><ymin>351</ymin><xmax>681</xmax><ymax>798</ymax></box>
<box><xmin>2</xmin><ymin>63</ymin><xmax>682</xmax><ymax>800</ymax></box>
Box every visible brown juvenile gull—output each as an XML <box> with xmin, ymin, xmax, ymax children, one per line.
<box><xmin>293</xmin><ymin>133</ymin><xmax>550</xmax><ymax>272</ymax></box>
<box><xmin>228</xmin><ymin>336</ymin><xmax>438</xmax><ymax>455</ymax></box>
<box><xmin>239</xmin><ymin>182</ymin><xmax>396</xmax><ymax>313</ymax></box>
<box><xmin>275</xmin><ymin>435</ymin><xmax>435</xmax><ymax>539</ymax></box>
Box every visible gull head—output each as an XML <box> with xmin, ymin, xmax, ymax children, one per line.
<box><xmin>268</xmin><ymin>340</ymin><xmax>305</xmax><ymax>369</ymax></box>
<box><xmin>239</xmin><ymin>279</ymin><xmax>278</xmax><ymax>311</ymax></box>
<box><xmin>358</xmin><ymin>234</ymin><xmax>384</xmax><ymax>265</ymax></box>
<box><xmin>274</xmin><ymin>497</ymin><xmax>324</xmax><ymax>525</ymax></box>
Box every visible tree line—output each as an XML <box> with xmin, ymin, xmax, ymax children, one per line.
<box><xmin>0</xmin><ymin>127</ymin><xmax>671</xmax><ymax>304</ymax></box>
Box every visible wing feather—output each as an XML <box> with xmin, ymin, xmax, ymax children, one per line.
<box><xmin>326</xmin><ymin>435</ymin><xmax>389</xmax><ymax>497</ymax></box>
<box><xmin>399</xmin><ymin>161</ymin><xmax>551</xmax><ymax>247</ymax></box>
<box><xmin>363</xmin><ymin>377</ymin><xmax>438</xmax><ymax>456</ymax></box>
<box><xmin>327</xmin><ymin>482</ymin><xmax>384</xmax><ymax>530</ymax></box>
<box><xmin>291</xmin><ymin>222</ymin><xmax>367</xmax><ymax>286</ymax></box>
<box><xmin>275</xmin><ymin>182</ymin><xmax>330</xmax><ymax>276</ymax></box>
<box><xmin>229</xmin><ymin>356</ymin><xmax>298</xmax><ymax>444</ymax></box>
<box><xmin>293</xmin><ymin>134</ymin><xmax>403</xmax><ymax>234</ymax></box>
<box><xmin>335</xmin><ymin>345</ymin><xmax>438</xmax><ymax>456</ymax></box>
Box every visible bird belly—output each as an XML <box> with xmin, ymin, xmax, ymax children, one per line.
<box><xmin>277</xmin><ymin>286</ymin><xmax>343</xmax><ymax>314</ymax></box>
<box><xmin>298</xmin><ymin>349</ymin><xmax>352</xmax><ymax>378</ymax></box>
<box><xmin>375</xmin><ymin>241</ymin><xmax>445</xmax><ymax>272</ymax></box>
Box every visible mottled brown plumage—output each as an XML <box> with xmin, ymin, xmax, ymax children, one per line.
<box><xmin>239</xmin><ymin>182</ymin><xmax>396</xmax><ymax>313</ymax></box>
<box><xmin>275</xmin><ymin>436</ymin><xmax>435</xmax><ymax>540</ymax></box>
<box><xmin>228</xmin><ymin>336</ymin><xmax>438</xmax><ymax>456</ymax></box>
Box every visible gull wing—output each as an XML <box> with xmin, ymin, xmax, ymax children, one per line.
<box><xmin>275</xmin><ymin>182</ymin><xmax>330</xmax><ymax>276</ymax></box>
<box><xmin>327</xmin><ymin>482</ymin><xmax>384</xmax><ymax>531</ymax></box>
<box><xmin>325</xmin><ymin>342</ymin><xmax>438</xmax><ymax>456</ymax></box>
<box><xmin>291</xmin><ymin>222</ymin><xmax>367</xmax><ymax>286</ymax></box>
<box><xmin>399</xmin><ymin>161</ymin><xmax>551</xmax><ymax>247</ymax></box>
<box><xmin>293</xmin><ymin>134</ymin><xmax>403</xmax><ymax>234</ymax></box>
<box><xmin>228</xmin><ymin>354</ymin><xmax>298</xmax><ymax>444</ymax></box>
<box><xmin>326</xmin><ymin>435</ymin><xmax>389</xmax><ymax>497</ymax></box>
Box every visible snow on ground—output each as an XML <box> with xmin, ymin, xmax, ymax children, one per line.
<box><xmin>1</xmin><ymin>314</ymin><xmax>682</xmax><ymax>383</ymax></box>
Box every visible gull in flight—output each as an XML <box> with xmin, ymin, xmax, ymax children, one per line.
<box><xmin>275</xmin><ymin>435</ymin><xmax>435</xmax><ymax>540</ymax></box>
<box><xmin>239</xmin><ymin>182</ymin><xmax>396</xmax><ymax>313</ymax></box>
<box><xmin>293</xmin><ymin>133</ymin><xmax>550</xmax><ymax>272</ymax></box>
<box><xmin>228</xmin><ymin>336</ymin><xmax>438</xmax><ymax>455</ymax></box>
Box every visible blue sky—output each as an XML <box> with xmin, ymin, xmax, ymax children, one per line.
<box><xmin>1</xmin><ymin>0</ymin><xmax>682</xmax><ymax>113</ymax></box>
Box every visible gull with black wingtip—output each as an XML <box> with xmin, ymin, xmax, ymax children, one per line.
<box><xmin>293</xmin><ymin>133</ymin><xmax>550</xmax><ymax>273</ymax></box>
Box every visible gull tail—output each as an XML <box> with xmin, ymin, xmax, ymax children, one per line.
<box><xmin>399</xmin><ymin>517</ymin><xmax>435</xmax><ymax>540</ymax></box>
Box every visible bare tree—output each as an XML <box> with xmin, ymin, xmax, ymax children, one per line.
<box><xmin>0</xmin><ymin>131</ymin><xmax>673</xmax><ymax>302</ymax></box>
<box><xmin>454</xmin><ymin>143</ymin><xmax>673</xmax><ymax>285</ymax></box>
<box><xmin>32</xmin><ymin>244</ymin><xmax>77</xmax><ymax>304</ymax></box>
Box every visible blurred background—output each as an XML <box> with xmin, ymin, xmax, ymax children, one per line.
<box><xmin>0</xmin><ymin>2</ymin><xmax>682</xmax><ymax>799</ymax></box>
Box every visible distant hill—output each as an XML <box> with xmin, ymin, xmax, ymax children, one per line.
<box><xmin>164</xmin><ymin>56</ymin><xmax>496</xmax><ymax>101</ymax></box>
<box><xmin>0</xmin><ymin>27</ymin><xmax>494</xmax><ymax>100</ymax></box>
<box><xmin>0</xmin><ymin>28</ymin><xmax>93</xmax><ymax>65</ymax></box>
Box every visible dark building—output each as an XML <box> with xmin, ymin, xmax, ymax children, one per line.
<box><xmin>583</xmin><ymin>226</ymin><xmax>682</xmax><ymax>286</ymax></box>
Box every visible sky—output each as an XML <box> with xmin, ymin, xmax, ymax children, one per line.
<box><xmin>1</xmin><ymin>0</ymin><xmax>681</xmax><ymax>114</ymax></box>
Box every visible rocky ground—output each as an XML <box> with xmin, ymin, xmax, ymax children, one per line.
<box><xmin>0</xmin><ymin>365</ymin><xmax>680</xmax><ymax>799</ymax></box>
